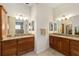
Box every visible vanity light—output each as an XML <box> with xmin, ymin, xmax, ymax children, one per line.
<box><xmin>61</xmin><ymin>15</ymin><xmax>65</xmax><ymax>20</ymax></box>
<box><xmin>15</xmin><ymin>15</ymin><xmax>28</xmax><ymax>21</ymax></box>
<box><xmin>57</xmin><ymin>18</ymin><xmax>61</xmax><ymax>21</ymax></box>
<box><xmin>19</xmin><ymin>15</ymin><xmax>23</xmax><ymax>20</ymax></box>
<box><xmin>56</xmin><ymin>14</ymin><xmax>74</xmax><ymax>21</ymax></box>
<box><xmin>15</xmin><ymin>16</ymin><xmax>19</xmax><ymax>19</ymax></box>
<box><xmin>65</xmin><ymin>14</ymin><xmax>74</xmax><ymax>19</ymax></box>
<box><xmin>15</xmin><ymin>15</ymin><xmax>23</xmax><ymax>20</ymax></box>
<box><xmin>24</xmin><ymin>17</ymin><xmax>28</xmax><ymax>21</ymax></box>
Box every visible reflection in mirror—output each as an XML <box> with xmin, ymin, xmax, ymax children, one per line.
<box><xmin>54</xmin><ymin>23</ymin><xmax>57</xmax><ymax>31</ymax></box>
<box><xmin>49</xmin><ymin>22</ymin><xmax>53</xmax><ymax>31</ymax></box>
<box><xmin>66</xmin><ymin>24</ymin><xmax>72</xmax><ymax>34</ymax></box>
<box><xmin>7</xmin><ymin>16</ymin><xmax>29</xmax><ymax>37</ymax></box>
<box><xmin>29</xmin><ymin>20</ymin><xmax>34</xmax><ymax>31</ymax></box>
<box><xmin>75</xmin><ymin>26</ymin><xmax>79</xmax><ymax>35</ymax></box>
<box><xmin>31</xmin><ymin>21</ymin><xmax>34</xmax><ymax>31</ymax></box>
<box><xmin>15</xmin><ymin>20</ymin><xmax>24</xmax><ymax>35</ymax></box>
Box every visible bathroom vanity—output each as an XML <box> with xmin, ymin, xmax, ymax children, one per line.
<box><xmin>17</xmin><ymin>36</ymin><xmax>34</xmax><ymax>55</ymax></box>
<box><xmin>49</xmin><ymin>34</ymin><xmax>79</xmax><ymax>56</ymax></box>
<box><xmin>1</xmin><ymin>35</ymin><xmax>34</xmax><ymax>56</ymax></box>
<box><xmin>2</xmin><ymin>39</ymin><xmax>17</xmax><ymax>56</ymax></box>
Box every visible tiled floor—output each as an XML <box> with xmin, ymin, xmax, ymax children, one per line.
<box><xmin>22</xmin><ymin>48</ymin><xmax>64</xmax><ymax>56</ymax></box>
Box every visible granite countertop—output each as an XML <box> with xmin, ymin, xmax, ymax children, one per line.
<box><xmin>49</xmin><ymin>33</ymin><xmax>79</xmax><ymax>41</ymax></box>
<box><xmin>2</xmin><ymin>34</ymin><xmax>34</xmax><ymax>41</ymax></box>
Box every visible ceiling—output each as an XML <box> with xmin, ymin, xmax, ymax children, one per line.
<box><xmin>42</xmin><ymin>3</ymin><xmax>62</xmax><ymax>8</ymax></box>
<box><xmin>25</xmin><ymin>3</ymin><xmax>62</xmax><ymax>8</ymax></box>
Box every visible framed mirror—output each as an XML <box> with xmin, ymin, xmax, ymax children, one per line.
<box><xmin>15</xmin><ymin>20</ymin><xmax>24</xmax><ymax>35</ymax></box>
<box><xmin>66</xmin><ymin>24</ymin><xmax>72</xmax><ymax>34</ymax></box>
<box><xmin>75</xmin><ymin>25</ymin><xmax>79</xmax><ymax>35</ymax></box>
<box><xmin>49</xmin><ymin>22</ymin><xmax>53</xmax><ymax>31</ymax></box>
<box><xmin>54</xmin><ymin>23</ymin><xmax>57</xmax><ymax>31</ymax></box>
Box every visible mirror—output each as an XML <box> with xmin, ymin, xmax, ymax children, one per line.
<box><xmin>66</xmin><ymin>24</ymin><xmax>72</xmax><ymax>34</ymax></box>
<box><xmin>49</xmin><ymin>22</ymin><xmax>53</xmax><ymax>31</ymax></box>
<box><xmin>54</xmin><ymin>23</ymin><xmax>57</xmax><ymax>31</ymax></box>
<box><xmin>29</xmin><ymin>20</ymin><xmax>34</xmax><ymax>31</ymax></box>
<box><xmin>54</xmin><ymin>15</ymin><xmax>79</xmax><ymax>35</ymax></box>
<box><xmin>7</xmin><ymin>16</ymin><xmax>30</xmax><ymax>37</ymax></box>
<box><xmin>75</xmin><ymin>25</ymin><xmax>79</xmax><ymax>35</ymax></box>
<box><xmin>15</xmin><ymin>20</ymin><xmax>24</xmax><ymax>35</ymax></box>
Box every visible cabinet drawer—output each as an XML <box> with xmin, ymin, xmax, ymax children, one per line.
<box><xmin>49</xmin><ymin>36</ymin><xmax>54</xmax><ymax>48</ymax></box>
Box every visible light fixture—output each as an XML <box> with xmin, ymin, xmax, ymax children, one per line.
<box><xmin>15</xmin><ymin>15</ymin><xmax>28</xmax><ymax>21</ymax></box>
<box><xmin>65</xmin><ymin>14</ymin><xmax>74</xmax><ymax>19</ymax></box>
<box><xmin>15</xmin><ymin>16</ymin><xmax>19</xmax><ymax>19</ymax></box>
<box><xmin>56</xmin><ymin>14</ymin><xmax>75</xmax><ymax>21</ymax></box>
<box><xmin>19</xmin><ymin>15</ymin><xmax>23</xmax><ymax>20</ymax></box>
<box><xmin>24</xmin><ymin>17</ymin><xmax>27</xmax><ymax>21</ymax></box>
<box><xmin>61</xmin><ymin>15</ymin><xmax>65</xmax><ymax>20</ymax></box>
<box><xmin>56</xmin><ymin>18</ymin><xmax>62</xmax><ymax>21</ymax></box>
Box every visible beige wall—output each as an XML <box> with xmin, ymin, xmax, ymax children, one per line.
<box><xmin>54</xmin><ymin>3</ymin><xmax>79</xmax><ymax>19</ymax></box>
<box><xmin>32</xmin><ymin>4</ymin><xmax>53</xmax><ymax>53</ymax></box>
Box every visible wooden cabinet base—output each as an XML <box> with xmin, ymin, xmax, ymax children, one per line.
<box><xmin>1</xmin><ymin>37</ymin><xmax>34</xmax><ymax>56</ymax></box>
<box><xmin>49</xmin><ymin>36</ymin><xmax>70</xmax><ymax>56</ymax></box>
<box><xmin>60</xmin><ymin>38</ymin><xmax>70</xmax><ymax>55</ymax></box>
<box><xmin>17</xmin><ymin>37</ymin><xmax>34</xmax><ymax>55</ymax></box>
<box><xmin>70</xmin><ymin>40</ymin><xmax>79</xmax><ymax>56</ymax></box>
<box><xmin>49</xmin><ymin>35</ymin><xmax>79</xmax><ymax>56</ymax></box>
<box><xmin>17</xmin><ymin>48</ymin><xmax>34</xmax><ymax>56</ymax></box>
<box><xmin>2</xmin><ymin>40</ymin><xmax>17</xmax><ymax>56</ymax></box>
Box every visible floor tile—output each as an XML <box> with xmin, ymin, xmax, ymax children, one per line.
<box><xmin>22</xmin><ymin>48</ymin><xmax>64</xmax><ymax>56</ymax></box>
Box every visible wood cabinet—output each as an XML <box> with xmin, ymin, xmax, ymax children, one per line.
<box><xmin>0</xmin><ymin>5</ymin><xmax>7</xmax><ymax>40</ymax></box>
<box><xmin>60</xmin><ymin>38</ymin><xmax>70</xmax><ymax>55</ymax></box>
<box><xmin>17</xmin><ymin>37</ymin><xmax>34</xmax><ymax>55</ymax></box>
<box><xmin>70</xmin><ymin>40</ymin><xmax>79</xmax><ymax>56</ymax></box>
<box><xmin>49</xmin><ymin>36</ymin><xmax>54</xmax><ymax>48</ymax></box>
<box><xmin>49</xmin><ymin>36</ymin><xmax>60</xmax><ymax>50</ymax></box>
<box><xmin>49</xmin><ymin>36</ymin><xmax>70</xmax><ymax>55</ymax></box>
<box><xmin>2</xmin><ymin>40</ymin><xmax>17</xmax><ymax>56</ymax></box>
<box><xmin>1</xmin><ymin>37</ymin><xmax>34</xmax><ymax>56</ymax></box>
<box><xmin>0</xmin><ymin>41</ymin><xmax>1</xmax><ymax>56</ymax></box>
<box><xmin>53</xmin><ymin>37</ymin><xmax>61</xmax><ymax>51</ymax></box>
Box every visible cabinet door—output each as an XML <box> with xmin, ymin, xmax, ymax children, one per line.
<box><xmin>25</xmin><ymin>37</ymin><xmax>34</xmax><ymax>50</ymax></box>
<box><xmin>0</xmin><ymin>41</ymin><xmax>1</xmax><ymax>56</ymax></box>
<box><xmin>70</xmin><ymin>40</ymin><xmax>79</xmax><ymax>56</ymax></box>
<box><xmin>53</xmin><ymin>37</ymin><xmax>60</xmax><ymax>51</ymax></box>
<box><xmin>17</xmin><ymin>37</ymin><xmax>34</xmax><ymax>55</ymax></box>
<box><xmin>60</xmin><ymin>38</ymin><xmax>70</xmax><ymax>55</ymax></box>
<box><xmin>49</xmin><ymin>36</ymin><xmax>54</xmax><ymax>48</ymax></box>
<box><xmin>2</xmin><ymin>40</ymin><xmax>17</xmax><ymax>56</ymax></box>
